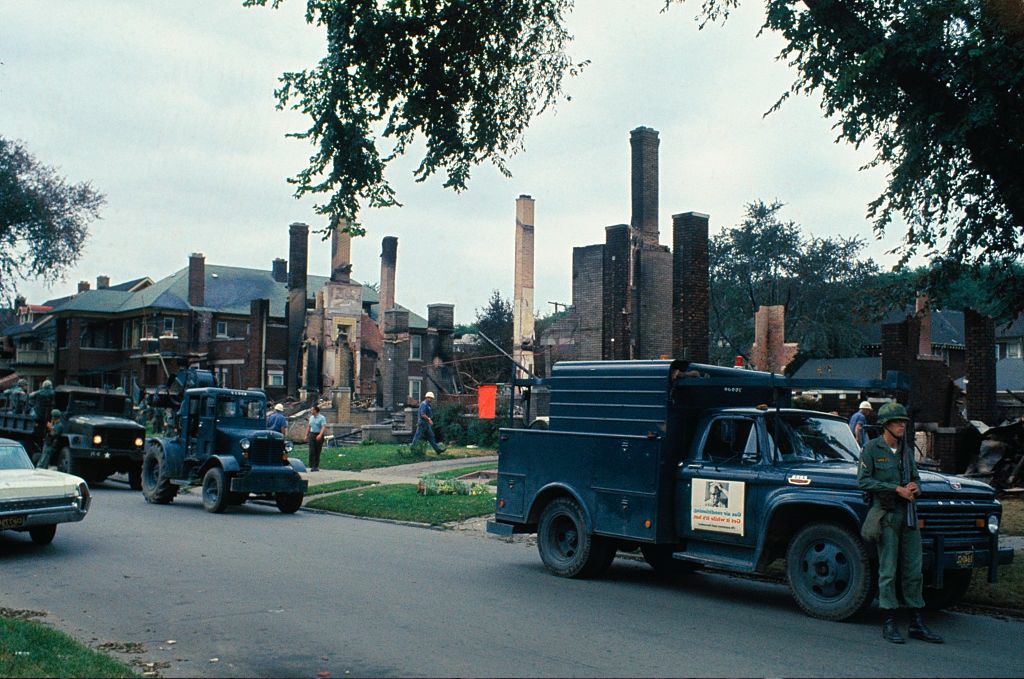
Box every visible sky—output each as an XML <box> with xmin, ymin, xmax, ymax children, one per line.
<box><xmin>1</xmin><ymin>0</ymin><xmax>905</xmax><ymax>323</ymax></box>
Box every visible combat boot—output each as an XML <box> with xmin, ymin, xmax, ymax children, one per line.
<box><xmin>908</xmin><ymin>610</ymin><xmax>944</xmax><ymax>644</ymax></box>
<box><xmin>883</xmin><ymin>615</ymin><xmax>904</xmax><ymax>644</ymax></box>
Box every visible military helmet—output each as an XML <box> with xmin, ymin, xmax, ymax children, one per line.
<box><xmin>877</xmin><ymin>402</ymin><xmax>909</xmax><ymax>425</ymax></box>
<box><xmin>50</xmin><ymin>408</ymin><xmax>61</xmax><ymax>417</ymax></box>
<box><xmin>17</xmin><ymin>378</ymin><xmax>27</xmax><ymax>387</ymax></box>
<box><xmin>41</xmin><ymin>379</ymin><xmax>52</xmax><ymax>389</ymax></box>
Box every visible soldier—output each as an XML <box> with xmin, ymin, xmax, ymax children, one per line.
<box><xmin>152</xmin><ymin>399</ymin><xmax>165</xmax><ymax>435</ymax></box>
<box><xmin>858</xmin><ymin>402</ymin><xmax>943</xmax><ymax>644</ymax></box>
<box><xmin>29</xmin><ymin>379</ymin><xmax>55</xmax><ymax>424</ymax></box>
<box><xmin>37</xmin><ymin>408</ymin><xmax>63</xmax><ymax>469</ymax></box>
<box><xmin>9</xmin><ymin>379</ymin><xmax>28</xmax><ymax>414</ymax></box>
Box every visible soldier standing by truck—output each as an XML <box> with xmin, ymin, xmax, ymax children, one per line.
<box><xmin>29</xmin><ymin>380</ymin><xmax>55</xmax><ymax>429</ymax></box>
<box><xmin>858</xmin><ymin>402</ymin><xmax>944</xmax><ymax>645</ymax></box>
<box><xmin>36</xmin><ymin>409</ymin><xmax>63</xmax><ymax>469</ymax></box>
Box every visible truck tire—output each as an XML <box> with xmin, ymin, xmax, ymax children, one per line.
<box><xmin>786</xmin><ymin>522</ymin><xmax>874</xmax><ymax>621</ymax></box>
<box><xmin>56</xmin><ymin>447</ymin><xmax>82</xmax><ymax>478</ymax></box>
<box><xmin>141</xmin><ymin>443</ymin><xmax>178</xmax><ymax>505</ymax></box>
<box><xmin>201</xmin><ymin>466</ymin><xmax>230</xmax><ymax>514</ymax></box>
<box><xmin>537</xmin><ymin>497</ymin><xmax>614</xmax><ymax>579</ymax></box>
<box><xmin>924</xmin><ymin>570</ymin><xmax>972</xmax><ymax>610</ymax></box>
<box><xmin>128</xmin><ymin>467</ymin><xmax>143</xmax><ymax>491</ymax></box>
<box><xmin>275</xmin><ymin>493</ymin><xmax>303</xmax><ymax>514</ymax></box>
<box><xmin>641</xmin><ymin>544</ymin><xmax>699</xmax><ymax>577</ymax></box>
<box><xmin>29</xmin><ymin>524</ymin><xmax>57</xmax><ymax>545</ymax></box>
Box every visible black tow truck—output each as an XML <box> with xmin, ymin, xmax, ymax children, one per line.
<box><xmin>488</xmin><ymin>360</ymin><xmax>1014</xmax><ymax>620</ymax></box>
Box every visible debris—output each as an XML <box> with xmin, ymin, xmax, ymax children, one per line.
<box><xmin>210</xmin><ymin>658</ymin><xmax>220</xmax><ymax>663</ymax></box>
<box><xmin>964</xmin><ymin>417</ymin><xmax>1024</xmax><ymax>490</ymax></box>
<box><xmin>97</xmin><ymin>641</ymin><xmax>145</xmax><ymax>654</ymax></box>
<box><xmin>166</xmin><ymin>640</ymin><xmax>176</xmax><ymax>645</ymax></box>
<box><xmin>0</xmin><ymin>608</ymin><xmax>46</xmax><ymax>620</ymax></box>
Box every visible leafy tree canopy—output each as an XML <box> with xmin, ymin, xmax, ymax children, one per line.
<box><xmin>457</xmin><ymin>289</ymin><xmax>513</xmax><ymax>385</ymax></box>
<box><xmin>709</xmin><ymin>200</ymin><xmax>881</xmax><ymax>364</ymax></box>
<box><xmin>0</xmin><ymin>137</ymin><xmax>104</xmax><ymax>305</ymax></box>
<box><xmin>244</xmin><ymin>0</ymin><xmax>583</xmax><ymax>236</ymax></box>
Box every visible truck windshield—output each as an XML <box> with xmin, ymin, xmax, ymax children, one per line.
<box><xmin>216</xmin><ymin>396</ymin><xmax>264</xmax><ymax>421</ymax></box>
<box><xmin>63</xmin><ymin>393</ymin><xmax>128</xmax><ymax>416</ymax></box>
<box><xmin>765</xmin><ymin>413</ymin><xmax>860</xmax><ymax>463</ymax></box>
<box><xmin>0</xmin><ymin>444</ymin><xmax>34</xmax><ymax>470</ymax></box>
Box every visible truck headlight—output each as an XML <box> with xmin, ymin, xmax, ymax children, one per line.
<box><xmin>284</xmin><ymin>440</ymin><xmax>293</xmax><ymax>453</ymax></box>
<box><xmin>987</xmin><ymin>514</ymin><xmax>1000</xmax><ymax>534</ymax></box>
<box><xmin>92</xmin><ymin>434</ymin><xmax>103</xmax><ymax>446</ymax></box>
<box><xmin>134</xmin><ymin>437</ymin><xmax>144</xmax><ymax>448</ymax></box>
<box><xmin>239</xmin><ymin>438</ymin><xmax>251</xmax><ymax>451</ymax></box>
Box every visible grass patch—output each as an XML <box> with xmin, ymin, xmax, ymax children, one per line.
<box><xmin>428</xmin><ymin>463</ymin><xmax>497</xmax><ymax>481</ymax></box>
<box><xmin>305</xmin><ymin>479</ymin><xmax>378</xmax><ymax>496</ymax></box>
<box><xmin>961</xmin><ymin>549</ymin><xmax>1024</xmax><ymax>609</ymax></box>
<box><xmin>289</xmin><ymin>443</ymin><xmax>494</xmax><ymax>472</ymax></box>
<box><xmin>0</xmin><ymin>617</ymin><xmax>136</xmax><ymax>678</ymax></box>
<box><xmin>306</xmin><ymin>483</ymin><xmax>495</xmax><ymax>525</ymax></box>
<box><xmin>1000</xmin><ymin>497</ymin><xmax>1024</xmax><ymax>536</ymax></box>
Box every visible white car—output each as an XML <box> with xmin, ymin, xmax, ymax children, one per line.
<box><xmin>0</xmin><ymin>438</ymin><xmax>91</xmax><ymax>545</ymax></box>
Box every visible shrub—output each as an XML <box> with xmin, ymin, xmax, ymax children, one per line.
<box><xmin>418</xmin><ymin>475</ymin><xmax>490</xmax><ymax>496</ymax></box>
<box><xmin>360</xmin><ymin>437</ymin><xmax>377</xmax><ymax>446</ymax></box>
<box><xmin>432</xmin><ymin>402</ymin><xmax>468</xmax><ymax>445</ymax></box>
<box><xmin>466</xmin><ymin>415</ymin><xmax>500</xmax><ymax>448</ymax></box>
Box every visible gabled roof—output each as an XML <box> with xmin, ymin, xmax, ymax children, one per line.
<box><xmin>996</xmin><ymin>313</ymin><xmax>1024</xmax><ymax>339</ymax></box>
<box><xmin>997</xmin><ymin>358</ymin><xmax>1024</xmax><ymax>392</ymax></box>
<box><xmin>108</xmin><ymin>276</ymin><xmax>152</xmax><ymax>292</ymax></box>
<box><xmin>790</xmin><ymin>357</ymin><xmax>883</xmax><ymax>382</ymax></box>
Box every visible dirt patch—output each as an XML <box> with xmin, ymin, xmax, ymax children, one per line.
<box><xmin>97</xmin><ymin>641</ymin><xmax>146</xmax><ymax>654</ymax></box>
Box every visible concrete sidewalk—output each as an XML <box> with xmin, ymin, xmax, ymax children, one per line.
<box><xmin>301</xmin><ymin>453</ymin><xmax>498</xmax><ymax>487</ymax></box>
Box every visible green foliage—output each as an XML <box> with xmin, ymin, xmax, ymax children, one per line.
<box><xmin>709</xmin><ymin>200</ymin><xmax>881</xmax><ymax>364</ymax></box>
<box><xmin>429</xmin><ymin>462</ymin><xmax>498</xmax><ymax>480</ymax></box>
<box><xmin>432</xmin><ymin>401</ymin><xmax>468</xmax><ymax>445</ymax></box>
<box><xmin>244</xmin><ymin>0</ymin><xmax>584</xmax><ymax>234</ymax></box>
<box><xmin>359</xmin><ymin>437</ymin><xmax>377</xmax><ymax>446</ymax></box>
<box><xmin>467</xmin><ymin>415</ymin><xmax>501</xmax><ymax>448</ymax></box>
<box><xmin>0</xmin><ymin>137</ymin><xmax>105</xmax><ymax>304</ymax></box>
<box><xmin>418</xmin><ymin>475</ymin><xmax>490</xmax><ymax>496</ymax></box>
<box><xmin>458</xmin><ymin>289</ymin><xmax>514</xmax><ymax>386</ymax></box>
<box><xmin>0</xmin><ymin>617</ymin><xmax>136</xmax><ymax>678</ymax></box>
<box><xmin>676</xmin><ymin>0</ymin><xmax>1024</xmax><ymax>314</ymax></box>
<box><xmin>305</xmin><ymin>483</ymin><xmax>494</xmax><ymax>525</ymax></box>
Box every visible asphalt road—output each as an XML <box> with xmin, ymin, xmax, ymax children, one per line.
<box><xmin>1</xmin><ymin>482</ymin><xmax>1021</xmax><ymax>678</ymax></box>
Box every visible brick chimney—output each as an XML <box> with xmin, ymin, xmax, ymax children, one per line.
<box><xmin>630</xmin><ymin>126</ymin><xmax>660</xmax><ymax>247</ymax></box>
<box><xmin>188</xmin><ymin>253</ymin><xmax>205</xmax><ymax>307</ymax></box>
<box><xmin>272</xmin><ymin>258</ymin><xmax>288</xmax><ymax>283</ymax></box>
<box><xmin>916</xmin><ymin>294</ymin><xmax>932</xmax><ymax>357</ymax></box>
<box><xmin>331</xmin><ymin>218</ymin><xmax>353</xmax><ymax>283</ymax></box>
<box><xmin>672</xmin><ymin>212</ymin><xmax>710</xmax><ymax>363</ymax></box>
<box><xmin>96</xmin><ymin>275</ymin><xmax>110</xmax><ymax>289</ymax></box>
<box><xmin>379</xmin><ymin>236</ymin><xmax>398</xmax><ymax>312</ymax></box>
<box><xmin>513</xmin><ymin>195</ymin><xmax>536</xmax><ymax>376</ymax></box>
<box><xmin>77</xmin><ymin>281</ymin><xmax>90</xmax><ymax>293</ymax></box>
<box><xmin>964</xmin><ymin>308</ymin><xmax>997</xmax><ymax>424</ymax></box>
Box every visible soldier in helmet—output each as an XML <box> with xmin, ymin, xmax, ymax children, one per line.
<box><xmin>10</xmin><ymin>378</ymin><xmax>28</xmax><ymax>414</ymax></box>
<box><xmin>29</xmin><ymin>379</ymin><xmax>55</xmax><ymax>429</ymax></box>
<box><xmin>37</xmin><ymin>408</ymin><xmax>64</xmax><ymax>469</ymax></box>
<box><xmin>858</xmin><ymin>402</ymin><xmax>943</xmax><ymax>644</ymax></box>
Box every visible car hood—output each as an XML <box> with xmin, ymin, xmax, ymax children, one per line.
<box><xmin>0</xmin><ymin>468</ymin><xmax>84</xmax><ymax>500</ymax></box>
<box><xmin>779</xmin><ymin>462</ymin><xmax>996</xmax><ymax>498</ymax></box>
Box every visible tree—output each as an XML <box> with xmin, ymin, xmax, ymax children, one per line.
<box><xmin>0</xmin><ymin>137</ymin><xmax>104</xmax><ymax>304</ymax></box>
<box><xmin>457</xmin><ymin>289</ymin><xmax>513</xmax><ymax>385</ymax></box>
<box><xmin>244</xmin><ymin>0</ymin><xmax>583</xmax><ymax>235</ymax></box>
<box><xmin>709</xmin><ymin>200</ymin><xmax>881</xmax><ymax>365</ymax></box>
<box><xmin>678</xmin><ymin>0</ymin><xmax>1024</xmax><ymax>315</ymax></box>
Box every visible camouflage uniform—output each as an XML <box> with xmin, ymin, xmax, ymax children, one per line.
<box><xmin>38</xmin><ymin>409</ymin><xmax>63</xmax><ymax>468</ymax></box>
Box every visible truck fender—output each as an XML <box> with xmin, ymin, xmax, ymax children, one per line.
<box><xmin>202</xmin><ymin>454</ymin><xmax>241</xmax><ymax>475</ymax></box>
<box><xmin>287</xmin><ymin>458</ymin><xmax>307</xmax><ymax>473</ymax></box>
<box><xmin>65</xmin><ymin>434</ymin><xmax>84</xmax><ymax>449</ymax></box>
<box><xmin>757</xmin><ymin>493</ymin><xmax>863</xmax><ymax>564</ymax></box>
<box><xmin>149</xmin><ymin>438</ymin><xmax>186</xmax><ymax>478</ymax></box>
<box><xmin>527</xmin><ymin>483</ymin><xmax>594</xmax><ymax>534</ymax></box>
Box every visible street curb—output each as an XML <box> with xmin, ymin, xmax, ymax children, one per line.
<box><xmin>295</xmin><ymin>504</ymin><xmax>449</xmax><ymax>531</ymax></box>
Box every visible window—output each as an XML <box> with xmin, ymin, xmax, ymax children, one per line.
<box><xmin>409</xmin><ymin>377</ymin><xmax>423</xmax><ymax>402</ymax></box>
<box><xmin>410</xmin><ymin>334</ymin><xmax>423</xmax><ymax>360</ymax></box>
<box><xmin>268</xmin><ymin>371</ymin><xmax>284</xmax><ymax>387</ymax></box>
<box><xmin>216</xmin><ymin>321</ymin><xmax>228</xmax><ymax>338</ymax></box>
<box><xmin>1009</xmin><ymin>342</ymin><xmax>1022</xmax><ymax>359</ymax></box>
<box><xmin>214</xmin><ymin>365</ymin><xmax>230</xmax><ymax>388</ymax></box>
<box><xmin>702</xmin><ymin>418</ymin><xmax>759</xmax><ymax>464</ymax></box>
<box><xmin>162</xmin><ymin>317</ymin><xmax>175</xmax><ymax>335</ymax></box>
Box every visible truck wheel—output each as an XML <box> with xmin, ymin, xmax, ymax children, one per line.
<box><xmin>141</xmin><ymin>443</ymin><xmax>178</xmax><ymax>504</ymax></box>
<box><xmin>201</xmin><ymin>467</ymin><xmax>230</xmax><ymax>514</ymax></box>
<box><xmin>537</xmin><ymin>497</ymin><xmax>614</xmax><ymax>579</ymax></box>
<box><xmin>275</xmin><ymin>493</ymin><xmax>303</xmax><ymax>514</ymax></box>
<box><xmin>57</xmin><ymin>447</ymin><xmax>82</xmax><ymax>477</ymax></box>
<box><xmin>128</xmin><ymin>467</ymin><xmax>143</xmax><ymax>491</ymax></box>
<box><xmin>786</xmin><ymin>522</ymin><xmax>874</xmax><ymax>621</ymax></box>
<box><xmin>29</xmin><ymin>524</ymin><xmax>57</xmax><ymax>545</ymax></box>
<box><xmin>924</xmin><ymin>570</ymin><xmax>972</xmax><ymax>610</ymax></box>
<box><xmin>641</xmin><ymin>544</ymin><xmax>699</xmax><ymax>577</ymax></box>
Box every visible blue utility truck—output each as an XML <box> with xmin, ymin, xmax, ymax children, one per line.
<box><xmin>141</xmin><ymin>369</ymin><xmax>307</xmax><ymax>513</ymax></box>
<box><xmin>488</xmin><ymin>360</ymin><xmax>1013</xmax><ymax>620</ymax></box>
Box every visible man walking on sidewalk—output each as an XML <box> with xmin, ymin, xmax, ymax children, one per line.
<box><xmin>410</xmin><ymin>391</ymin><xmax>445</xmax><ymax>455</ymax></box>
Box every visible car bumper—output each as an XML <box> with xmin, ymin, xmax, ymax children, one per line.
<box><xmin>230</xmin><ymin>468</ymin><xmax>308</xmax><ymax>495</ymax></box>
<box><xmin>0</xmin><ymin>499</ymin><xmax>87</xmax><ymax>530</ymax></box>
<box><xmin>923</xmin><ymin>533</ymin><xmax>1015</xmax><ymax>586</ymax></box>
<box><xmin>74</xmin><ymin>447</ymin><xmax>145</xmax><ymax>462</ymax></box>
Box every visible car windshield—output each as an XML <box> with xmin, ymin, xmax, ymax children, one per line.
<box><xmin>765</xmin><ymin>413</ymin><xmax>860</xmax><ymax>463</ymax></box>
<box><xmin>0</xmin><ymin>444</ymin><xmax>34</xmax><ymax>470</ymax></box>
<box><xmin>217</xmin><ymin>396</ymin><xmax>264</xmax><ymax>421</ymax></box>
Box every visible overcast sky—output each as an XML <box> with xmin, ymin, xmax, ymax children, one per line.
<box><xmin>2</xmin><ymin>0</ymin><xmax>905</xmax><ymax>323</ymax></box>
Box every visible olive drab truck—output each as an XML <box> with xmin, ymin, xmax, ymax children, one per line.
<box><xmin>141</xmin><ymin>368</ymin><xmax>307</xmax><ymax>514</ymax></box>
<box><xmin>487</xmin><ymin>360</ymin><xmax>1014</xmax><ymax>620</ymax></box>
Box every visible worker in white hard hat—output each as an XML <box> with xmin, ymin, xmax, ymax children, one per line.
<box><xmin>410</xmin><ymin>391</ymin><xmax>446</xmax><ymax>455</ymax></box>
<box><xmin>266</xmin><ymin>402</ymin><xmax>288</xmax><ymax>436</ymax></box>
<box><xmin>849</xmin><ymin>400</ymin><xmax>873</xmax><ymax>448</ymax></box>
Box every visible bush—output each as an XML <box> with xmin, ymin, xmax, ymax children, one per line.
<box><xmin>467</xmin><ymin>416</ymin><xmax>500</xmax><ymax>448</ymax></box>
<box><xmin>360</xmin><ymin>437</ymin><xmax>377</xmax><ymax>446</ymax></box>
<box><xmin>433</xmin><ymin>402</ymin><xmax>468</xmax><ymax>445</ymax></box>
<box><xmin>418</xmin><ymin>475</ymin><xmax>491</xmax><ymax>496</ymax></box>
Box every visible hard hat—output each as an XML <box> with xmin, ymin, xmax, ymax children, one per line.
<box><xmin>859</xmin><ymin>401</ymin><xmax>872</xmax><ymax>410</ymax></box>
<box><xmin>877</xmin><ymin>402</ymin><xmax>910</xmax><ymax>425</ymax></box>
<box><xmin>425</xmin><ymin>391</ymin><xmax>435</xmax><ymax>399</ymax></box>
<box><xmin>274</xmin><ymin>403</ymin><xmax>284</xmax><ymax>412</ymax></box>
<box><xmin>41</xmin><ymin>380</ymin><xmax>52</xmax><ymax>389</ymax></box>
<box><xmin>50</xmin><ymin>409</ymin><xmax>61</xmax><ymax>417</ymax></box>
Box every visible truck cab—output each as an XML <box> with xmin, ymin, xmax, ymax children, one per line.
<box><xmin>141</xmin><ymin>371</ymin><xmax>307</xmax><ymax>514</ymax></box>
<box><xmin>489</xmin><ymin>360</ymin><xmax>1013</xmax><ymax>620</ymax></box>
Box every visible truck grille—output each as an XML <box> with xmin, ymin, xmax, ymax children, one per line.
<box><xmin>99</xmin><ymin>428</ymin><xmax>143</xmax><ymax>450</ymax></box>
<box><xmin>1</xmin><ymin>496</ymin><xmax>74</xmax><ymax>513</ymax></box>
<box><xmin>918</xmin><ymin>504</ymin><xmax>989</xmax><ymax>540</ymax></box>
<box><xmin>248</xmin><ymin>439</ymin><xmax>283</xmax><ymax>467</ymax></box>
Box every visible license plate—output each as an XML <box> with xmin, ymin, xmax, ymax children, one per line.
<box><xmin>0</xmin><ymin>515</ymin><xmax>27</xmax><ymax>530</ymax></box>
<box><xmin>954</xmin><ymin>551</ymin><xmax>975</xmax><ymax>568</ymax></box>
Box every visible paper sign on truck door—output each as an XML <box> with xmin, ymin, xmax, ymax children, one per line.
<box><xmin>691</xmin><ymin>479</ymin><xmax>746</xmax><ymax>536</ymax></box>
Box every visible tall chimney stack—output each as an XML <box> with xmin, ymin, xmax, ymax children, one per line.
<box><xmin>630</xmin><ymin>126</ymin><xmax>660</xmax><ymax>246</ymax></box>
<box><xmin>916</xmin><ymin>294</ymin><xmax>932</xmax><ymax>357</ymax></box>
<box><xmin>287</xmin><ymin>223</ymin><xmax>309</xmax><ymax>397</ymax></box>
<box><xmin>188</xmin><ymin>253</ymin><xmax>205</xmax><ymax>307</ymax></box>
<box><xmin>379</xmin><ymin>236</ymin><xmax>398</xmax><ymax>312</ymax></box>
<box><xmin>672</xmin><ymin>212</ymin><xmax>709</xmax><ymax>362</ymax></box>
<box><xmin>513</xmin><ymin>195</ymin><xmax>536</xmax><ymax>377</ymax></box>
<box><xmin>331</xmin><ymin>218</ymin><xmax>353</xmax><ymax>283</ymax></box>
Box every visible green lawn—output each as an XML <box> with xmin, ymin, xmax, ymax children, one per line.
<box><xmin>0</xmin><ymin>617</ymin><xmax>136</xmax><ymax>678</ymax></box>
<box><xmin>289</xmin><ymin>443</ymin><xmax>494</xmax><ymax>472</ymax></box>
<box><xmin>305</xmin><ymin>479</ymin><xmax>378</xmax><ymax>496</ymax></box>
<box><xmin>306</xmin><ymin>483</ymin><xmax>495</xmax><ymax>525</ymax></box>
<box><xmin>962</xmin><ymin>550</ymin><xmax>1024</xmax><ymax>609</ymax></box>
<box><xmin>427</xmin><ymin>462</ymin><xmax>498</xmax><ymax>481</ymax></box>
<box><xmin>1000</xmin><ymin>497</ymin><xmax>1023</xmax><ymax>536</ymax></box>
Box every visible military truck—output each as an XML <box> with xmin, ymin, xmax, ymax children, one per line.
<box><xmin>0</xmin><ymin>385</ymin><xmax>146</xmax><ymax>489</ymax></box>
<box><xmin>487</xmin><ymin>360</ymin><xmax>1014</xmax><ymax>620</ymax></box>
<box><xmin>141</xmin><ymin>369</ymin><xmax>308</xmax><ymax>513</ymax></box>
